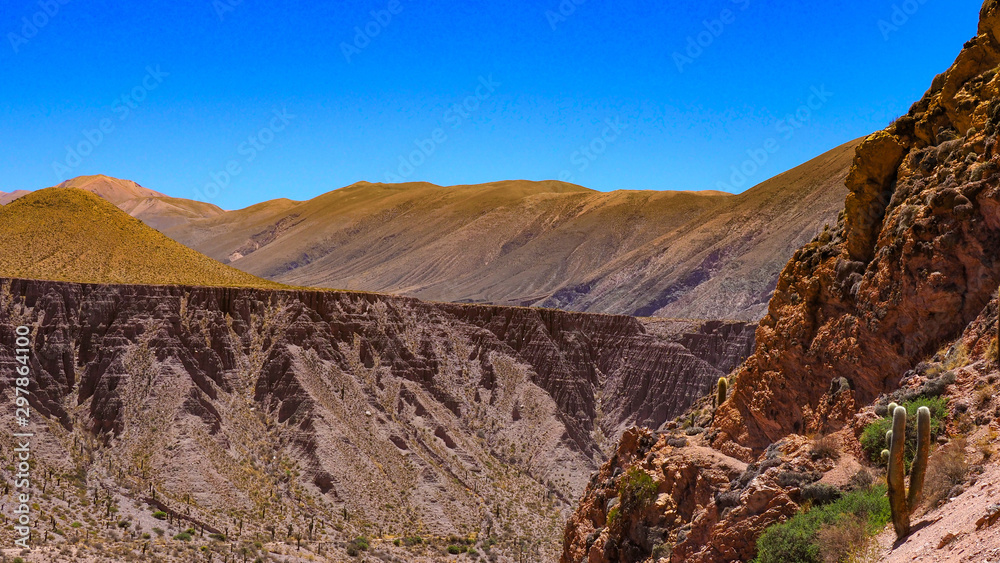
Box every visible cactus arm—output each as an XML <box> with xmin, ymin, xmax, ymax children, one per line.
<box><xmin>907</xmin><ymin>406</ymin><xmax>931</xmax><ymax>511</ymax></box>
<box><xmin>716</xmin><ymin>377</ymin><xmax>728</xmax><ymax>408</ymax></box>
<box><xmin>888</xmin><ymin>406</ymin><xmax>910</xmax><ymax>537</ymax></box>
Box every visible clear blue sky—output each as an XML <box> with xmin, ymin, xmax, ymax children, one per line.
<box><xmin>0</xmin><ymin>0</ymin><xmax>985</xmax><ymax>209</ymax></box>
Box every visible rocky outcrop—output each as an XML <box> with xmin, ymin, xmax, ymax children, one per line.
<box><xmin>0</xmin><ymin>277</ymin><xmax>753</xmax><ymax>561</ymax></box>
<box><xmin>844</xmin><ymin>131</ymin><xmax>908</xmax><ymax>262</ymax></box>
<box><xmin>716</xmin><ymin>0</ymin><xmax>1000</xmax><ymax>457</ymax></box>
<box><xmin>563</xmin><ymin>2</ymin><xmax>1000</xmax><ymax>561</ymax></box>
<box><xmin>560</xmin><ymin>429</ymin><xmax>832</xmax><ymax>563</ymax></box>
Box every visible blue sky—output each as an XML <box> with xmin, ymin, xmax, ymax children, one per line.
<box><xmin>0</xmin><ymin>0</ymin><xmax>985</xmax><ymax>209</ymax></box>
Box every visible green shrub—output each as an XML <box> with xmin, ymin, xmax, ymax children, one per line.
<box><xmin>651</xmin><ymin>542</ymin><xmax>672</xmax><ymax>558</ymax></box>
<box><xmin>346</xmin><ymin>536</ymin><xmax>369</xmax><ymax>554</ymax></box>
<box><xmin>447</xmin><ymin>544</ymin><xmax>468</xmax><ymax>554</ymax></box>
<box><xmin>152</xmin><ymin>510</ymin><xmax>167</xmax><ymax>520</ymax></box>
<box><xmin>209</xmin><ymin>533</ymin><xmax>226</xmax><ymax>541</ymax></box>
<box><xmin>607</xmin><ymin>506</ymin><xmax>620</xmax><ymax>526</ymax></box>
<box><xmin>860</xmin><ymin>398</ymin><xmax>947</xmax><ymax>464</ymax></box>
<box><xmin>753</xmin><ymin>486</ymin><xmax>890</xmax><ymax>563</ymax></box>
<box><xmin>174</xmin><ymin>532</ymin><xmax>193</xmax><ymax>541</ymax></box>
<box><xmin>619</xmin><ymin>467</ymin><xmax>658</xmax><ymax>515</ymax></box>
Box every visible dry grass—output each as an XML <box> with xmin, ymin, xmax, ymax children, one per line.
<box><xmin>977</xmin><ymin>429</ymin><xmax>998</xmax><ymax>461</ymax></box>
<box><xmin>817</xmin><ymin>516</ymin><xmax>867</xmax><ymax>563</ymax></box>
<box><xmin>811</xmin><ymin>434</ymin><xmax>841</xmax><ymax>461</ymax></box>
<box><xmin>975</xmin><ymin>384</ymin><xmax>995</xmax><ymax>408</ymax></box>
<box><xmin>0</xmin><ymin>188</ymin><xmax>285</xmax><ymax>288</ymax></box>
<box><xmin>923</xmin><ymin>437</ymin><xmax>968</xmax><ymax>508</ymax></box>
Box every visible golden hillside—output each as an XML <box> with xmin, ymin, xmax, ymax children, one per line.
<box><xmin>156</xmin><ymin>140</ymin><xmax>859</xmax><ymax>320</ymax></box>
<box><xmin>0</xmin><ymin>188</ymin><xmax>282</xmax><ymax>288</ymax></box>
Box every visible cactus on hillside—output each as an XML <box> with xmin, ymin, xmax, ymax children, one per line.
<box><xmin>716</xmin><ymin>377</ymin><xmax>728</xmax><ymax>408</ymax></box>
<box><xmin>886</xmin><ymin>405</ymin><xmax>931</xmax><ymax>538</ymax></box>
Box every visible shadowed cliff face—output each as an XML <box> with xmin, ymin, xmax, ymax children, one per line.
<box><xmin>0</xmin><ymin>277</ymin><xmax>752</xmax><ymax>561</ymax></box>
<box><xmin>562</xmin><ymin>3</ymin><xmax>1000</xmax><ymax>562</ymax></box>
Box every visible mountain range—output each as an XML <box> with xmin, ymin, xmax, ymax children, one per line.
<box><xmin>1</xmin><ymin>139</ymin><xmax>857</xmax><ymax>321</ymax></box>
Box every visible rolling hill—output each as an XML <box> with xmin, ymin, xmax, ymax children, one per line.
<box><xmin>0</xmin><ymin>188</ymin><xmax>281</xmax><ymax>288</ymax></box>
<box><xmin>157</xmin><ymin>140</ymin><xmax>859</xmax><ymax>320</ymax></box>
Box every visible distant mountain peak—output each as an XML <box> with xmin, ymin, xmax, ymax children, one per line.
<box><xmin>54</xmin><ymin>174</ymin><xmax>165</xmax><ymax>204</ymax></box>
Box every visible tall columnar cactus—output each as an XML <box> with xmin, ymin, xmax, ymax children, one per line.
<box><xmin>886</xmin><ymin>405</ymin><xmax>931</xmax><ymax>538</ymax></box>
<box><xmin>716</xmin><ymin>377</ymin><xmax>728</xmax><ymax>408</ymax></box>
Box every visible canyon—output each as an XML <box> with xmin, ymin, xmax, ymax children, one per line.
<box><xmin>0</xmin><ymin>276</ymin><xmax>751</xmax><ymax>561</ymax></box>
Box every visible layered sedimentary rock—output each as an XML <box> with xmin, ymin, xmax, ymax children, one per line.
<box><xmin>0</xmin><ymin>277</ymin><xmax>752</xmax><ymax>561</ymax></box>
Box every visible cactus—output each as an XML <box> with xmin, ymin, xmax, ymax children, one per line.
<box><xmin>887</xmin><ymin>402</ymin><xmax>898</xmax><ymax>417</ymax></box>
<box><xmin>907</xmin><ymin>406</ymin><xmax>931</xmax><ymax>511</ymax></box>
<box><xmin>716</xmin><ymin>377</ymin><xmax>728</xmax><ymax>408</ymax></box>
<box><xmin>881</xmin><ymin>449</ymin><xmax>890</xmax><ymax>464</ymax></box>
<box><xmin>886</xmin><ymin>405</ymin><xmax>931</xmax><ymax>538</ymax></box>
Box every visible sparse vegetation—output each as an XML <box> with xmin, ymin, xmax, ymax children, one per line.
<box><xmin>0</xmin><ymin>188</ymin><xmax>286</xmax><ymax>287</ymax></box>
